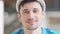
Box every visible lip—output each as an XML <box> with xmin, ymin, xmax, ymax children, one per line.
<box><xmin>27</xmin><ymin>20</ymin><xmax>35</xmax><ymax>25</ymax></box>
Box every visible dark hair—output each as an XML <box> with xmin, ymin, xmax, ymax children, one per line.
<box><xmin>18</xmin><ymin>0</ymin><xmax>43</xmax><ymax>13</ymax></box>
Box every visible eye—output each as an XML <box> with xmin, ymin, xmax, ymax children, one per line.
<box><xmin>33</xmin><ymin>10</ymin><xmax>39</xmax><ymax>13</ymax></box>
<box><xmin>23</xmin><ymin>11</ymin><xmax>29</xmax><ymax>14</ymax></box>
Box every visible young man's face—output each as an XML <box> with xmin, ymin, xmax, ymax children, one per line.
<box><xmin>18</xmin><ymin>2</ymin><xmax>45</xmax><ymax>30</ymax></box>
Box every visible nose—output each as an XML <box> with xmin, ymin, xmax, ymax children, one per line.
<box><xmin>28</xmin><ymin>12</ymin><xmax>34</xmax><ymax>19</ymax></box>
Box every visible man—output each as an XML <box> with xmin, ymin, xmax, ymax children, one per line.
<box><xmin>11</xmin><ymin>0</ymin><xmax>60</xmax><ymax>34</ymax></box>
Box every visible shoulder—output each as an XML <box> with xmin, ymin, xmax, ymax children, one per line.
<box><xmin>11</xmin><ymin>28</ymin><xmax>23</xmax><ymax>34</ymax></box>
<box><xmin>43</xmin><ymin>28</ymin><xmax>60</xmax><ymax>34</ymax></box>
<box><xmin>11</xmin><ymin>29</ymin><xmax>19</xmax><ymax>34</ymax></box>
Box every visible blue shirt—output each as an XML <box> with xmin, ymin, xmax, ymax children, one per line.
<box><xmin>11</xmin><ymin>28</ymin><xmax>60</xmax><ymax>34</ymax></box>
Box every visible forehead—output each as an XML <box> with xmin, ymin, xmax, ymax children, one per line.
<box><xmin>20</xmin><ymin>2</ymin><xmax>42</xmax><ymax>10</ymax></box>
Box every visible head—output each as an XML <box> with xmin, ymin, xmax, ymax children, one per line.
<box><xmin>16</xmin><ymin>0</ymin><xmax>46</xmax><ymax>30</ymax></box>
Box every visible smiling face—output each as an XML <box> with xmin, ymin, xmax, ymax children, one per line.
<box><xmin>18</xmin><ymin>2</ymin><xmax>45</xmax><ymax>30</ymax></box>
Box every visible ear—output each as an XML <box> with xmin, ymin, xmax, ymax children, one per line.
<box><xmin>18</xmin><ymin>13</ymin><xmax>21</xmax><ymax>21</ymax></box>
<box><xmin>18</xmin><ymin>13</ymin><xmax>21</xmax><ymax>18</ymax></box>
<box><xmin>42</xmin><ymin>11</ymin><xmax>45</xmax><ymax>18</ymax></box>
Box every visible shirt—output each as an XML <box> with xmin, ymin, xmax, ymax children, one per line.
<box><xmin>11</xmin><ymin>28</ymin><xmax>60</xmax><ymax>34</ymax></box>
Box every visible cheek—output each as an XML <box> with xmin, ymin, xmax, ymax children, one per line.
<box><xmin>36</xmin><ymin>13</ymin><xmax>43</xmax><ymax>22</ymax></box>
<box><xmin>21</xmin><ymin>14</ymin><xmax>27</xmax><ymax>22</ymax></box>
<box><xmin>20</xmin><ymin>15</ymin><xmax>26</xmax><ymax>26</ymax></box>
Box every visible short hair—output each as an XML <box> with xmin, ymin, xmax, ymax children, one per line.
<box><xmin>16</xmin><ymin>0</ymin><xmax>46</xmax><ymax>13</ymax></box>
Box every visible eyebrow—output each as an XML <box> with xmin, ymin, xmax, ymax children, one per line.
<box><xmin>33</xmin><ymin>8</ymin><xmax>40</xmax><ymax>10</ymax></box>
<box><xmin>23</xmin><ymin>9</ymin><xmax>28</xmax><ymax>12</ymax></box>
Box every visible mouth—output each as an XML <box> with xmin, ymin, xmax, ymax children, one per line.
<box><xmin>27</xmin><ymin>20</ymin><xmax>36</xmax><ymax>25</ymax></box>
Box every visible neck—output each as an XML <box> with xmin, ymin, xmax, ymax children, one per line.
<box><xmin>24</xmin><ymin>27</ymin><xmax>42</xmax><ymax>34</ymax></box>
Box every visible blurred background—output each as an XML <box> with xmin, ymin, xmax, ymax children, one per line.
<box><xmin>4</xmin><ymin>0</ymin><xmax>60</xmax><ymax>34</ymax></box>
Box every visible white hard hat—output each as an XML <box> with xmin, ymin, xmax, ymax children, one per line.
<box><xmin>16</xmin><ymin>0</ymin><xmax>46</xmax><ymax>12</ymax></box>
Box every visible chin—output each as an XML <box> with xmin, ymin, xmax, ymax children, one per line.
<box><xmin>26</xmin><ymin>26</ymin><xmax>38</xmax><ymax>30</ymax></box>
